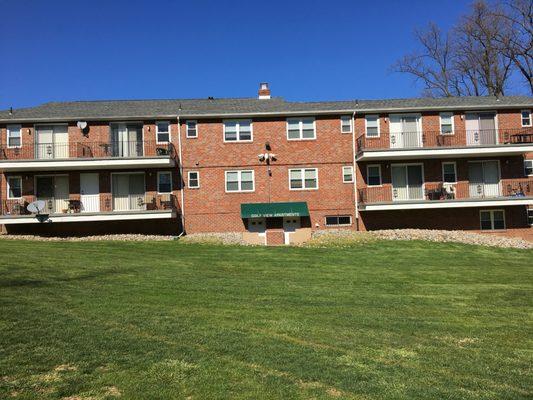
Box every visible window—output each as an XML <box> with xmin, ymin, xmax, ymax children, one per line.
<box><xmin>188</xmin><ymin>171</ymin><xmax>200</xmax><ymax>189</ymax></box>
<box><xmin>340</xmin><ymin>116</ymin><xmax>352</xmax><ymax>133</ymax></box>
<box><xmin>7</xmin><ymin>125</ymin><xmax>21</xmax><ymax>148</ymax></box>
<box><xmin>525</xmin><ymin>160</ymin><xmax>533</xmax><ymax>176</ymax></box>
<box><xmin>156</xmin><ymin>121</ymin><xmax>170</xmax><ymax>143</ymax></box>
<box><xmin>480</xmin><ymin>210</ymin><xmax>505</xmax><ymax>230</ymax></box>
<box><xmin>440</xmin><ymin>112</ymin><xmax>454</xmax><ymax>134</ymax></box>
<box><xmin>7</xmin><ymin>176</ymin><xmax>22</xmax><ymax>199</ymax></box>
<box><xmin>528</xmin><ymin>209</ymin><xmax>533</xmax><ymax>226</ymax></box>
<box><xmin>186</xmin><ymin>120</ymin><xmax>197</xmax><ymax>138</ymax></box>
<box><xmin>289</xmin><ymin>168</ymin><xmax>318</xmax><ymax>190</ymax></box>
<box><xmin>224</xmin><ymin>120</ymin><xmax>252</xmax><ymax>142</ymax></box>
<box><xmin>325</xmin><ymin>215</ymin><xmax>352</xmax><ymax>226</ymax></box>
<box><xmin>342</xmin><ymin>166</ymin><xmax>354</xmax><ymax>183</ymax></box>
<box><xmin>287</xmin><ymin>117</ymin><xmax>316</xmax><ymax>140</ymax></box>
<box><xmin>157</xmin><ymin>171</ymin><xmax>172</xmax><ymax>193</ymax></box>
<box><xmin>365</xmin><ymin>115</ymin><xmax>380</xmax><ymax>138</ymax></box>
<box><xmin>442</xmin><ymin>162</ymin><xmax>457</xmax><ymax>183</ymax></box>
<box><xmin>521</xmin><ymin>110</ymin><xmax>532</xmax><ymax>127</ymax></box>
<box><xmin>367</xmin><ymin>165</ymin><xmax>382</xmax><ymax>186</ymax></box>
<box><xmin>225</xmin><ymin>170</ymin><xmax>254</xmax><ymax>192</ymax></box>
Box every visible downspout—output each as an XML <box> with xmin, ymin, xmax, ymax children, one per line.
<box><xmin>177</xmin><ymin>116</ymin><xmax>185</xmax><ymax>237</ymax></box>
<box><xmin>351</xmin><ymin>110</ymin><xmax>359</xmax><ymax>231</ymax></box>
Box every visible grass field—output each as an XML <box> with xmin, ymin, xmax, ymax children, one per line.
<box><xmin>0</xmin><ymin>240</ymin><xmax>532</xmax><ymax>400</ymax></box>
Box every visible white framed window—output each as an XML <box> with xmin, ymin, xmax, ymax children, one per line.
<box><xmin>365</xmin><ymin>115</ymin><xmax>380</xmax><ymax>138</ymax></box>
<box><xmin>287</xmin><ymin>117</ymin><xmax>316</xmax><ymax>140</ymax></box>
<box><xmin>342</xmin><ymin>166</ymin><xmax>354</xmax><ymax>183</ymax></box>
<box><xmin>367</xmin><ymin>164</ymin><xmax>382</xmax><ymax>186</ymax></box>
<box><xmin>157</xmin><ymin>171</ymin><xmax>172</xmax><ymax>193</ymax></box>
<box><xmin>340</xmin><ymin>116</ymin><xmax>352</xmax><ymax>133</ymax></box>
<box><xmin>224</xmin><ymin>120</ymin><xmax>252</xmax><ymax>142</ymax></box>
<box><xmin>7</xmin><ymin>124</ymin><xmax>22</xmax><ymax>148</ymax></box>
<box><xmin>188</xmin><ymin>171</ymin><xmax>200</xmax><ymax>189</ymax></box>
<box><xmin>289</xmin><ymin>168</ymin><xmax>318</xmax><ymax>190</ymax></box>
<box><xmin>521</xmin><ymin>110</ymin><xmax>532</xmax><ymax>127</ymax></box>
<box><xmin>186</xmin><ymin>120</ymin><xmax>197</xmax><ymax>138</ymax></box>
<box><xmin>325</xmin><ymin>215</ymin><xmax>352</xmax><ymax>226</ymax></box>
<box><xmin>525</xmin><ymin>160</ymin><xmax>533</xmax><ymax>176</ymax></box>
<box><xmin>480</xmin><ymin>210</ymin><xmax>505</xmax><ymax>230</ymax></box>
<box><xmin>225</xmin><ymin>170</ymin><xmax>254</xmax><ymax>192</ymax></box>
<box><xmin>527</xmin><ymin>209</ymin><xmax>533</xmax><ymax>226</ymax></box>
<box><xmin>156</xmin><ymin>121</ymin><xmax>170</xmax><ymax>143</ymax></box>
<box><xmin>439</xmin><ymin>112</ymin><xmax>454</xmax><ymax>135</ymax></box>
<box><xmin>7</xmin><ymin>176</ymin><xmax>22</xmax><ymax>199</ymax></box>
<box><xmin>442</xmin><ymin>162</ymin><xmax>457</xmax><ymax>183</ymax></box>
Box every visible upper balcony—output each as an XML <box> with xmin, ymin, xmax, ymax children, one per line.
<box><xmin>0</xmin><ymin>140</ymin><xmax>176</xmax><ymax>171</ymax></box>
<box><xmin>358</xmin><ymin>178</ymin><xmax>533</xmax><ymax>211</ymax></box>
<box><xmin>356</xmin><ymin>128</ymin><xmax>533</xmax><ymax>161</ymax></box>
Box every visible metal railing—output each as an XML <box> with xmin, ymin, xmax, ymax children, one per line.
<box><xmin>358</xmin><ymin>178</ymin><xmax>533</xmax><ymax>205</ymax></box>
<box><xmin>1</xmin><ymin>194</ymin><xmax>178</xmax><ymax>216</ymax></box>
<box><xmin>356</xmin><ymin>127</ymin><xmax>533</xmax><ymax>152</ymax></box>
<box><xmin>0</xmin><ymin>141</ymin><xmax>176</xmax><ymax>160</ymax></box>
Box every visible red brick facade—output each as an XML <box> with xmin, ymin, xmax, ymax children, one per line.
<box><xmin>0</xmin><ymin>104</ymin><xmax>531</xmax><ymax>241</ymax></box>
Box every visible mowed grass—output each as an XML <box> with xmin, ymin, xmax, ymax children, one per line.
<box><xmin>0</xmin><ymin>240</ymin><xmax>532</xmax><ymax>400</ymax></box>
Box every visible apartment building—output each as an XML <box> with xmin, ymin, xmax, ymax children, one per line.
<box><xmin>0</xmin><ymin>84</ymin><xmax>531</xmax><ymax>243</ymax></box>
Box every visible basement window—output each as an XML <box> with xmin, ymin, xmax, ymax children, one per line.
<box><xmin>480</xmin><ymin>210</ymin><xmax>505</xmax><ymax>230</ymax></box>
<box><xmin>325</xmin><ymin>215</ymin><xmax>352</xmax><ymax>226</ymax></box>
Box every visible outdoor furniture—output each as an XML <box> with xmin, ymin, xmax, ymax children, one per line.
<box><xmin>509</xmin><ymin>132</ymin><xmax>533</xmax><ymax>144</ymax></box>
<box><xmin>67</xmin><ymin>199</ymin><xmax>82</xmax><ymax>213</ymax></box>
<box><xmin>156</xmin><ymin>147</ymin><xmax>169</xmax><ymax>156</ymax></box>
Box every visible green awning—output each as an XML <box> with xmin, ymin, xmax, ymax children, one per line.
<box><xmin>240</xmin><ymin>202</ymin><xmax>309</xmax><ymax>219</ymax></box>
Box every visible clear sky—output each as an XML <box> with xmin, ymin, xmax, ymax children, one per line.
<box><xmin>1</xmin><ymin>0</ymin><xmax>474</xmax><ymax>110</ymax></box>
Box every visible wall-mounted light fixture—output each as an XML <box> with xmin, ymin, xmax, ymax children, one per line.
<box><xmin>460</xmin><ymin>114</ymin><xmax>465</xmax><ymax>120</ymax></box>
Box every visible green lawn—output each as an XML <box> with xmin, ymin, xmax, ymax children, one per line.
<box><xmin>0</xmin><ymin>240</ymin><xmax>532</xmax><ymax>400</ymax></box>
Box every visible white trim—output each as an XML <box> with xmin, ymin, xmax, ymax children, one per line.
<box><xmin>6</xmin><ymin>124</ymin><xmax>22</xmax><ymax>148</ymax></box>
<box><xmin>441</xmin><ymin>161</ymin><xmax>457</xmax><ymax>183</ymax></box>
<box><xmin>155</xmin><ymin>121</ymin><xmax>171</xmax><ymax>144</ymax></box>
<box><xmin>7</xmin><ymin>175</ymin><xmax>22</xmax><ymax>199</ymax></box>
<box><xmin>342</xmin><ymin>166</ymin><xmax>354</xmax><ymax>183</ymax></box>
<box><xmin>185</xmin><ymin>120</ymin><xmax>198</xmax><ymax>138</ymax></box>
<box><xmin>187</xmin><ymin>170</ymin><xmax>200</xmax><ymax>189</ymax></box>
<box><xmin>366</xmin><ymin>164</ymin><xmax>382</xmax><ymax>187</ymax></box>
<box><xmin>480</xmin><ymin>209</ymin><xmax>506</xmax><ymax>230</ymax></box>
<box><xmin>224</xmin><ymin>170</ymin><xmax>255</xmax><ymax>193</ymax></box>
<box><xmin>0</xmin><ymin>157</ymin><xmax>175</xmax><ymax>171</ymax></box>
<box><xmin>223</xmin><ymin>119</ymin><xmax>253</xmax><ymax>142</ymax></box>
<box><xmin>521</xmin><ymin>109</ymin><xmax>532</xmax><ymax>127</ymax></box>
<box><xmin>286</xmin><ymin>117</ymin><xmax>316</xmax><ymax>141</ymax></box>
<box><xmin>340</xmin><ymin>115</ymin><xmax>352</xmax><ymax>133</ymax></box>
<box><xmin>157</xmin><ymin>171</ymin><xmax>172</xmax><ymax>194</ymax></box>
<box><xmin>0</xmin><ymin>210</ymin><xmax>176</xmax><ymax>224</ymax></box>
<box><xmin>439</xmin><ymin>112</ymin><xmax>455</xmax><ymax>135</ymax></box>
<box><xmin>364</xmin><ymin>114</ymin><xmax>380</xmax><ymax>138</ymax></box>
<box><xmin>325</xmin><ymin>215</ymin><xmax>352</xmax><ymax>226</ymax></box>
<box><xmin>362</xmin><ymin>198</ymin><xmax>533</xmax><ymax>211</ymax></box>
<box><xmin>288</xmin><ymin>167</ymin><xmax>319</xmax><ymax>190</ymax></box>
<box><xmin>356</xmin><ymin>144</ymin><xmax>533</xmax><ymax>161</ymax></box>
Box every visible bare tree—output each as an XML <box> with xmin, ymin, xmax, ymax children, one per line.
<box><xmin>393</xmin><ymin>0</ymin><xmax>532</xmax><ymax>97</ymax></box>
<box><xmin>493</xmin><ymin>0</ymin><xmax>533</xmax><ymax>94</ymax></box>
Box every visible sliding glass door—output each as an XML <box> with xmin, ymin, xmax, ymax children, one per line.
<box><xmin>468</xmin><ymin>161</ymin><xmax>500</xmax><ymax>198</ymax></box>
<box><xmin>465</xmin><ymin>113</ymin><xmax>497</xmax><ymax>146</ymax></box>
<box><xmin>110</xmin><ymin>124</ymin><xmax>143</xmax><ymax>157</ymax></box>
<box><xmin>389</xmin><ymin>114</ymin><xmax>422</xmax><ymax>149</ymax></box>
<box><xmin>35</xmin><ymin>125</ymin><xmax>69</xmax><ymax>159</ymax></box>
<box><xmin>112</xmin><ymin>173</ymin><xmax>145</xmax><ymax>211</ymax></box>
<box><xmin>391</xmin><ymin>164</ymin><xmax>424</xmax><ymax>201</ymax></box>
<box><xmin>35</xmin><ymin>175</ymin><xmax>69</xmax><ymax>213</ymax></box>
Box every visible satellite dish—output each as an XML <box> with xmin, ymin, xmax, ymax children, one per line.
<box><xmin>27</xmin><ymin>200</ymin><xmax>46</xmax><ymax>214</ymax></box>
<box><xmin>77</xmin><ymin>121</ymin><xmax>88</xmax><ymax>130</ymax></box>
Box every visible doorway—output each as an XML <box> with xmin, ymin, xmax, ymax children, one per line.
<box><xmin>80</xmin><ymin>173</ymin><xmax>100</xmax><ymax>212</ymax></box>
<box><xmin>283</xmin><ymin>217</ymin><xmax>301</xmax><ymax>245</ymax></box>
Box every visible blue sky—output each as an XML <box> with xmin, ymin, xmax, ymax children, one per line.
<box><xmin>1</xmin><ymin>0</ymin><xmax>475</xmax><ymax>109</ymax></box>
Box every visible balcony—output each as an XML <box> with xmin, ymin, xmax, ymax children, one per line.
<box><xmin>0</xmin><ymin>193</ymin><xmax>178</xmax><ymax>224</ymax></box>
<box><xmin>0</xmin><ymin>141</ymin><xmax>176</xmax><ymax>171</ymax></box>
<box><xmin>356</xmin><ymin>128</ymin><xmax>533</xmax><ymax>161</ymax></box>
<box><xmin>358</xmin><ymin>178</ymin><xmax>533</xmax><ymax>210</ymax></box>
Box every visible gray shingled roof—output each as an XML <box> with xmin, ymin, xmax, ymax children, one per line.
<box><xmin>0</xmin><ymin>95</ymin><xmax>531</xmax><ymax>122</ymax></box>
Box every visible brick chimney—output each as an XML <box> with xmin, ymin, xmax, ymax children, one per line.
<box><xmin>258</xmin><ymin>82</ymin><xmax>271</xmax><ymax>99</ymax></box>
